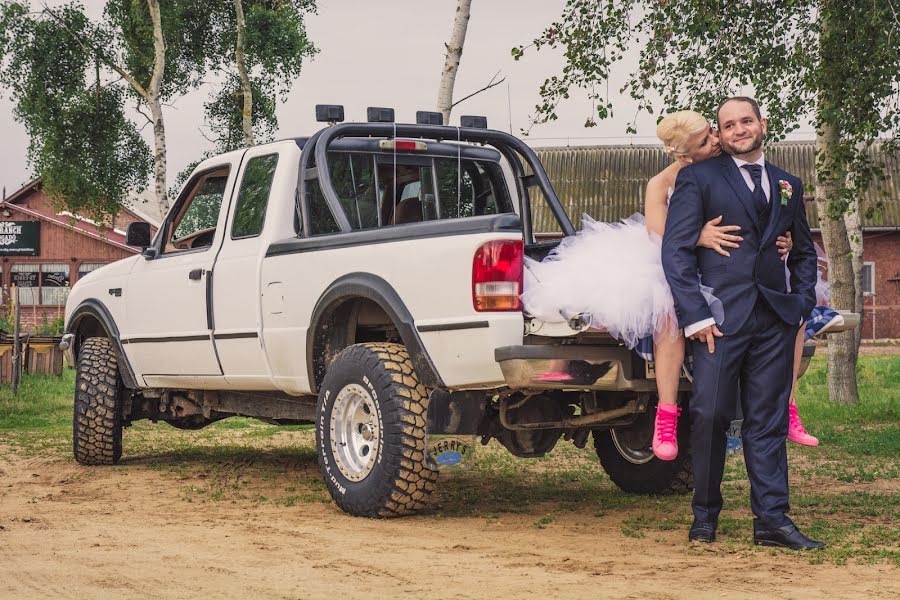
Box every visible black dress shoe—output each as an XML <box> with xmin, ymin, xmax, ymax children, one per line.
<box><xmin>688</xmin><ymin>519</ymin><xmax>717</xmax><ymax>543</ymax></box>
<box><xmin>753</xmin><ymin>523</ymin><xmax>826</xmax><ymax>550</ymax></box>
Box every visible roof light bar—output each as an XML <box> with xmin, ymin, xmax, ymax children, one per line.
<box><xmin>416</xmin><ymin>111</ymin><xmax>443</xmax><ymax>125</ymax></box>
<box><xmin>367</xmin><ymin>107</ymin><xmax>395</xmax><ymax>123</ymax></box>
<box><xmin>460</xmin><ymin>115</ymin><xmax>488</xmax><ymax>129</ymax></box>
<box><xmin>315</xmin><ymin>104</ymin><xmax>345</xmax><ymax>123</ymax></box>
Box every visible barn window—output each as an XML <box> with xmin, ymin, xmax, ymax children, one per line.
<box><xmin>862</xmin><ymin>262</ymin><xmax>875</xmax><ymax>296</ymax></box>
<box><xmin>10</xmin><ymin>263</ymin><xmax>70</xmax><ymax>305</ymax></box>
<box><xmin>10</xmin><ymin>264</ymin><xmax>39</xmax><ymax>304</ymax></box>
<box><xmin>40</xmin><ymin>263</ymin><xmax>70</xmax><ymax>305</ymax></box>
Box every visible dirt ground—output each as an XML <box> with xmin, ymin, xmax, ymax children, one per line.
<box><xmin>1</xmin><ymin>439</ymin><xmax>897</xmax><ymax>600</ymax></box>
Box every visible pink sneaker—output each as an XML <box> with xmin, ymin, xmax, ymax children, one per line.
<box><xmin>652</xmin><ymin>404</ymin><xmax>681</xmax><ymax>461</ymax></box>
<box><xmin>788</xmin><ymin>403</ymin><xmax>819</xmax><ymax>446</ymax></box>
<box><xmin>534</xmin><ymin>371</ymin><xmax>572</xmax><ymax>383</ymax></box>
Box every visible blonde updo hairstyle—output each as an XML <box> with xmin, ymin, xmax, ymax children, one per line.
<box><xmin>656</xmin><ymin>110</ymin><xmax>709</xmax><ymax>161</ymax></box>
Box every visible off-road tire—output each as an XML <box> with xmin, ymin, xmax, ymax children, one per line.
<box><xmin>316</xmin><ymin>342</ymin><xmax>437</xmax><ymax>517</ymax></box>
<box><xmin>73</xmin><ymin>337</ymin><xmax>123</xmax><ymax>465</ymax></box>
<box><xmin>594</xmin><ymin>402</ymin><xmax>693</xmax><ymax>495</ymax></box>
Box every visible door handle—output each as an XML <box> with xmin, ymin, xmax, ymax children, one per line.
<box><xmin>188</xmin><ymin>268</ymin><xmax>204</xmax><ymax>280</ymax></box>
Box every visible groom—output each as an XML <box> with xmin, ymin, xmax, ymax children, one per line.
<box><xmin>662</xmin><ymin>97</ymin><xmax>824</xmax><ymax>549</ymax></box>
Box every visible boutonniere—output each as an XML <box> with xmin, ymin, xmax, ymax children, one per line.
<box><xmin>779</xmin><ymin>180</ymin><xmax>792</xmax><ymax>206</ymax></box>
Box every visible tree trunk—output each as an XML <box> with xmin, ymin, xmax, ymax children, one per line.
<box><xmin>436</xmin><ymin>0</ymin><xmax>472</xmax><ymax>125</ymax></box>
<box><xmin>815</xmin><ymin>123</ymin><xmax>859</xmax><ymax>404</ymax></box>
<box><xmin>233</xmin><ymin>0</ymin><xmax>253</xmax><ymax>147</ymax></box>
<box><xmin>843</xmin><ymin>199</ymin><xmax>864</xmax><ymax>348</ymax></box>
<box><xmin>146</xmin><ymin>0</ymin><xmax>169</xmax><ymax>214</ymax></box>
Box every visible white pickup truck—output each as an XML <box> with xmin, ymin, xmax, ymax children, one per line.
<box><xmin>62</xmin><ymin>108</ymin><xmax>849</xmax><ymax>517</ymax></box>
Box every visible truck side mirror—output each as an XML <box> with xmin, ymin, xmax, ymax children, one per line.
<box><xmin>126</xmin><ymin>222</ymin><xmax>152</xmax><ymax>248</ymax></box>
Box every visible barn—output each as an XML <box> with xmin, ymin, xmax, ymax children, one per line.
<box><xmin>0</xmin><ymin>180</ymin><xmax>159</xmax><ymax>332</ymax></box>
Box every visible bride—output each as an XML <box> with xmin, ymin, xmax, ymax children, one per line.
<box><xmin>523</xmin><ymin>110</ymin><xmax>807</xmax><ymax>460</ymax></box>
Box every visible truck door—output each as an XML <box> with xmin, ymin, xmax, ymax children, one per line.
<box><xmin>210</xmin><ymin>147</ymin><xmax>282</xmax><ymax>389</ymax></box>
<box><xmin>121</xmin><ymin>162</ymin><xmax>239</xmax><ymax>384</ymax></box>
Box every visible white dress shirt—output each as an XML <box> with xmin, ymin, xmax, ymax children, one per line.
<box><xmin>683</xmin><ymin>153</ymin><xmax>769</xmax><ymax>338</ymax></box>
<box><xmin>731</xmin><ymin>153</ymin><xmax>771</xmax><ymax>202</ymax></box>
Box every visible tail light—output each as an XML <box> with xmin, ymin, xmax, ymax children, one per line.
<box><xmin>378</xmin><ymin>140</ymin><xmax>427</xmax><ymax>151</ymax></box>
<box><xmin>472</xmin><ymin>240</ymin><xmax>523</xmax><ymax>311</ymax></box>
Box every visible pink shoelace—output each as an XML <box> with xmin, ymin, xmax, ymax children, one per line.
<box><xmin>656</xmin><ymin>407</ymin><xmax>680</xmax><ymax>443</ymax></box>
<box><xmin>789</xmin><ymin>405</ymin><xmax>808</xmax><ymax>434</ymax></box>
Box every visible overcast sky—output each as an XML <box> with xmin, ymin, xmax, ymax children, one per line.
<box><xmin>0</xmin><ymin>0</ymin><xmax>815</xmax><ymax>197</ymax></box>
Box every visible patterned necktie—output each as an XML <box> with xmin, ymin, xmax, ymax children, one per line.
<box><xmin>741</xmin><ymin>164</ymin><xmax>768</xmax><ymax>214</ymax></box>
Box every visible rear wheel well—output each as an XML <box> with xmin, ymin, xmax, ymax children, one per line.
<box><xmin>311</xmin><ymin>298</ymin><xmax>400</xmax><ymax>387</ymax></box>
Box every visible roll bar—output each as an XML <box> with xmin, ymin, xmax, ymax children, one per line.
<box><xmin>296</xmin><ymin>123</ymin><xmax>576</xmax><ymax>238</ymax></box>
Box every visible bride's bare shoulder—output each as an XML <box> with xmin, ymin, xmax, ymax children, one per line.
<box><xmin>646</xmin><ymin>167</ymin><xmax>677</xmax><ymax>200</ymax></box>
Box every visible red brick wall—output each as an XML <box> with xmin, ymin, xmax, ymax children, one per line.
<box><xmin>13</xmin><ymin>305</ymin><xmax>66</xmax><ymax>332</ymax></box>
<box><xmin>812</xmin><ymin>231</ymin><xmax>900</xmax><ymax>340</ymax></box>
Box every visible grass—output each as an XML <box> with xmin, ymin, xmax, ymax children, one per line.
<box><xmin>0</xmin><ymin>368</ymin><xmax>75</xmax><ymax>431</ymax></box>
<box><xmin>0</xmin><ymin>356</ymin><xmax>897</xmax><ymax>566</ymax></box>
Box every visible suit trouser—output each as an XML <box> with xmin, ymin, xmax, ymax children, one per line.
<box><xmin>689</xmin><ymin>300</ymin><xmax>795</xmax><ymax>529</ymax></box>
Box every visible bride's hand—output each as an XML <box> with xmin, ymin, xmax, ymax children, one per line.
<box><xmin>697</xmin><ymin>215</ymin><xmax>742</xmax><ymax>257</ymax></box>
<box><xmin>776</xmin><ymin>231</ymin><xmax>793</xmax><ymax>261</ymax></box>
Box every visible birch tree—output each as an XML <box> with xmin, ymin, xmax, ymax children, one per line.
<box><xmin>105</xmin><ymin>0</ymin><xmax>169</xmax><ymax>213</ymax></box>
<box><xmin>436</xmin><ymin>0</ymin><xmax>472</xmax><ymax>125</ymax></box>
<box><xmin>233</xmin><ymin>0</ymin><xmax>253</xmax><ymax>147</ymax></box>
<box><xmin>2</xmin><ymin>0</ymin><xmax>212</xmax><ymax>218</ymax></box>
<box><xmin>102</xmin><ymin>0</ymin><xmax>221</xmax><ymax>214</ymax></box>
<box><xmin>0</xmin><ymin>1</ymin><xmax>150</xmax><ymax>222</ymax></box>
<box><xmin>202</xmin><ymin>0</ymin><xmax>317</xmax><ymax>152</ymax></box>
<box><xmin>514</xmin><ymin>0</ymin><xmax>899</xmax><ymax>404</ymax></box>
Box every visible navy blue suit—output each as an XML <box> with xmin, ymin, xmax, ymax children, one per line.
<box><xmin>661</xmin><ymin>153</ymin><xmax>817</xmax><ymax>528</ymax></box>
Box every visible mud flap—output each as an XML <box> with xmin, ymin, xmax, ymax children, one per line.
<box><xmin>425</xmin><ymin>389</ymin><xmax>484</xmax><ymax>469</ymax></box>
<box><xmin>426</xmin><ymin>435</ymin><xmax>477</xmax><ymax>469</ymax></box>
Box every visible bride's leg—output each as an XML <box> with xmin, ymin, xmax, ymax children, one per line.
<box><xmin>652</xmin><ymin>318</ymin><xmax>683</xmax><ymax>460</ymax></box>
<box><xmin>654</xmin><ymin>323</ymin><xmax>684</xmax><ymax>406</ymax></box>
<box><xmin>788</xmin><ymin>325</ymin><xmax>819</xmax><ymax>446</ymax></box>
<box><xmin>789</xmin><ymin>326</ymin><xmax>804</xmax><ymax>405</ymax></box>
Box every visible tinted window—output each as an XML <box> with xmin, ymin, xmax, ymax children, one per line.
<box><xmin>434</xmin><ymin>158</ymin><xmax>500</xmax><ymax>219</ymax></box>
<box><xmin>330</xmin><ymin>153</ymin><xmax>378</xmax><ymax>229</ymax></box>
<box><xmin>232</xmin><ymin>154</ymin><xmax>278</xmax><ymax>238</ymax></box>
<box><xmin>305</xmin><ymin>151</ymin><xmax>511</xmax><ymax>235</ymax></box>
<box><xmin>173</xmin><ymin>175</ymin><xmax>228</xmax><ymax>240</ymax></box>
<box><xmin>307</xmin><ymin>181</ymin><xmax>341</xmax><ymax>235</ymax></box>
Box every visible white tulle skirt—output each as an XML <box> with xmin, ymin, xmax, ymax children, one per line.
<box><xmin>522</xmin><ymin>213</ymin><xmax>723</xmax><ymax>349</ymax></box>
<box><xmin>784</xmin><ymin>242</ymin><xmax>831</xmax><ymax>305</ymax></box>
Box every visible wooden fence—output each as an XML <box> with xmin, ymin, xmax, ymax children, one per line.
<box><xmin>0</xmin><ymin>333</ymin><xmax>65</xmax><ymax>383</ymax></box>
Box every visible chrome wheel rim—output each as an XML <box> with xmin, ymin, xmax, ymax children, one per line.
<box><xmin>330</xmin><ymin>383</ymin><xmax>380</xmax><ymax>481</ymax></box>
<box><xmin>610</xmin><ymin>428</ymin><xmax>656</xmax><ymax>465</ymax></box>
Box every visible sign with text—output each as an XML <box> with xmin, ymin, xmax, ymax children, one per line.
<box><xmin>11</xmin><ymin>270</ymin><xmax>38</xmax><ymax>287</ymax></box>
<box><xmin>0</xmin><ymin>221</ymin><xmax>40</xmax><ymax>255</ymax></box>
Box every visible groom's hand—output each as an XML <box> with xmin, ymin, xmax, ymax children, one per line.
<box><xmin>691</xmin><ymin>324</ymin><xmax>724</xmax><ymax>353</ymax></box>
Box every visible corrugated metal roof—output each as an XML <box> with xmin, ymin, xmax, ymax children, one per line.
<box><xmin>533</xmin><ymin>141</ymin><xmax>900</xmax><ymax>234</ymax></box>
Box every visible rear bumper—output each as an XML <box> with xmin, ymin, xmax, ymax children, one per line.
<box><xmin>495</xmin><ymin>345</ymin><xmax>660</xmax><ymax>392</ymax></box>
<box><xmin>498</xmin><ymin>341</ymin><xmax>818</xmax><ymax>392</ymax></box>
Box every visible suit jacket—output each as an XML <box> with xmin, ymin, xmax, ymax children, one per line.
<box><xmin>661</xmin><ymin>154</ymin><xmax>818</xmax><ymax>335</ymax></box>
